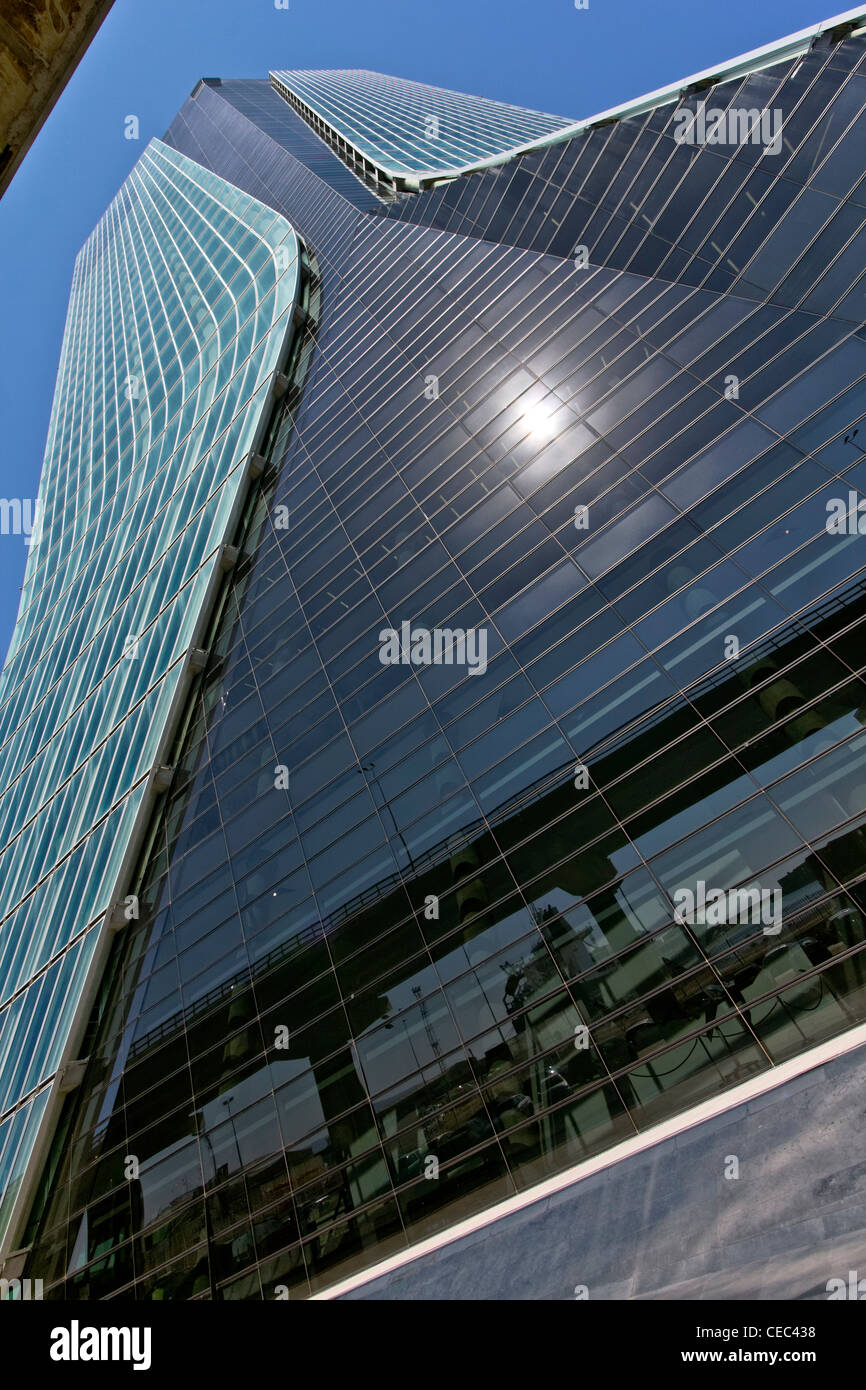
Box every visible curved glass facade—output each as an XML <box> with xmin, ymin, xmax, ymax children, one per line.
<box><xmin>0</xmin><ymin>140</ymin><xmax>300</xmax><ymax>1250</ymax></box>
<box><xmin>269</xmin><ymin>68</ymin><xmax>576</xmax><ymax>189</ymax></box>
<box><xmin>6</xmin><ymin>21</ymin><xmax>866</xmax><ymax>1300</ymax></box>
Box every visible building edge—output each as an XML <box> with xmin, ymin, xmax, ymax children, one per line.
<box><xmin>315</xmin><ymin>1020</ymin><xmax>866</xmax><ymax>1300</ymax></box>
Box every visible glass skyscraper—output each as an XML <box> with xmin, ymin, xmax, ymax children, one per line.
<box><xmin>3</xmin><ymin>13</ymin><xmax>866</xmax><ymax>1300</ymax></box>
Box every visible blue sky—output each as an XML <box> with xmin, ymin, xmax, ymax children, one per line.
<box><xmin>0</xmin><ymin>0</ymin><xmax>842</xmax><ymax>664</ymax></box>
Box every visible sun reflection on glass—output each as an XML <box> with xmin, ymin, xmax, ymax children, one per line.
<box><xmin>522</xmin><ymin>402</ymin><xmax>556</xmax><ymax>441</ymax></box>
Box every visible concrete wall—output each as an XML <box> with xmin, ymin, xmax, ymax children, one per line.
<box><xmin>342</xmin><ymin>1042</ymin><xmax>866</xmax><ymax>1300</ymax></box>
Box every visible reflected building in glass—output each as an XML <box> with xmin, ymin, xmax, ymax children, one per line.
<box><xmin>4</xmin><ymin>15</ymin><xmax>866</xmax><ymax>1299</ymax></box>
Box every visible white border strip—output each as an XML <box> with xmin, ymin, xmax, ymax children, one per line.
<box><xmin>313</xmin><ymin>1020</ymin><xmax>866</xmax><ymax>1299</ymax></box>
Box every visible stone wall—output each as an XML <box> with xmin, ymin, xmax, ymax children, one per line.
<box><xmin>0</xmin><ymin>0</ymin><xmax>115</xmax><ymax>196</ymax></box>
